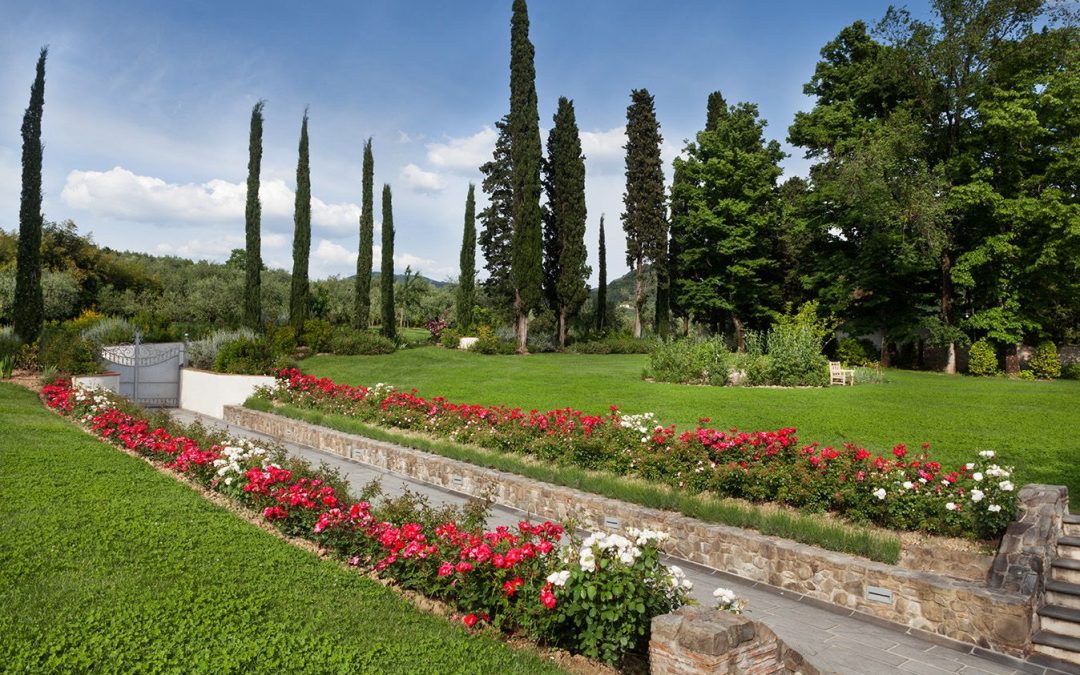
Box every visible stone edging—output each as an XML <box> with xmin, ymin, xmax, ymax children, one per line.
<box><xmin>224</xmin><ymin>405</ymin><xmax>1034</xmax><ymax>656</ymax></box>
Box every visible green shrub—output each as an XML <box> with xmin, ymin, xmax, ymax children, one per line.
<box><xmin>766</xmin><ymin>304</ymin><xmax>830</xmax><ymax>387</ymax></box>
<box><xmin>268</xmin><ymin>325</ymin><xmax>298</xmax><ymax>356</ymax></box>
<box><xmin>1062</xmin><ymin>362</ymin><xmax>1080</xmax><ymax>380</ymax></box>
<box><xmin>328</xmin><ymin>329</ymin><xmax>396</xmax><ymax>356</ymax></box>
<box><xmin>647</xmin><ymin>337</ymin><xmax>729</xmax><ymax>385</ymax></box>
<box><xmin>1017</xmin><ymin>370</ymin><xmax>1035</xmax><ymax>381</ymax></box>
<box><xmin>838</xmin><ymin>336</ymin><xmax>877</xmax><ymax>367</ymax></box>
<box><xmin>213</xmin><ymin>336</ymin><xmax>277</xmax><ymax>375</ymax></box>
<box><xmin>1028</xmin><ymin>340</ymin><xmax>1061</xmax><ymax>379</ymax></box>
<box><xmin>0</xmin><ymin>326</ymin><xmax>21</xmax><ymax>361</ymax></box>
<box><xmin>439</xmin><ymin>328</ymin><xmax>461</xmax><ymax>349</ymax></box>
<box><xmin>569</xmin><ymin>335</ymin><xmax>654</xmax><ymax>354</ymax></box>
<box><xmin>39</xmin><ymin>326</ymin><xmax>100</xmax><ymax>375</ymax></box>
<box><xmin>967</xmin><ymin>339</ymin><xmax>998</xmax><ymax>376</ymax></box>
<box><xmin>80</xmin><ymin>316</ymin><xmax>135</xmax><ymax>348</ymax></box>
<box><xmin>469</xmin><ymin>326</ymin><xmax>515</xmax><ymax>355</ymax></box>
<box><xmin>0</xmin><ymin>354</ymin><xmax>13</xmax><ymax>379</ymax></box>
<box><xmin>301</xmin><ymin>318</ymin><xmax>334</xmax><ymax>352</ymax></box>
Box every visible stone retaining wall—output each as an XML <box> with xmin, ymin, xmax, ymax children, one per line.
<box><xmin>225</xmin><ymin>405</ymin><xmax>1034</xmax><ymax>656</ymax></box>
<box><xmin>650</xmin><ymin>606</ymin><xmax>819</xmax><ymax>675</ymax></box>
<box><xmin>989</xmin><ymin>484</ymin><xmax>1068</xmax><ymax>595</ymax></box>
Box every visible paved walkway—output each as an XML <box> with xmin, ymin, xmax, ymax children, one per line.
<box><xmin>171</xmin><ymin>409</ymin><xmax>1067</xmax><ymax>675</ymax></box>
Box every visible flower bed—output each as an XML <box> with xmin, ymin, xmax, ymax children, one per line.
<box><xmin>259</xmin><ymin>368</ymin><xmax>1019</xmax><ymax>539</ymax></box>
<box><xmin>42</xmin><ymin>381</ymin><xmax>691</xmax><ymax>665</ymax></box>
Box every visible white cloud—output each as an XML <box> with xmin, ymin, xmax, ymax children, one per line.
<box><xmin>155</xmin><ymin>235</ymin><xmax>245</xmax><ymax>259</ymax></box>
<box><xmin>60</xmin><ymin>166</ymin><xmax>360</xmax><ymax>232</ymax></box>
<box><xmin>400</xmin><ymin>163</ymin><xmax>446</xmax><ymax>193</ymax></box>
<box><xmin>426</xmin><ymin>127</ymin><xmax>497</xmax><ymax>172</ymax></box>
<box><xmin>580</xmin><ymin>126</ymin><xmax>627</xmax><ymax>164</ymax></box>
<box><xmin>263</xmin><ymin>233</ymin><xmax>288</xmax><ymax>248</ymax></box>
<box><xmin>310</xmin><ymin>238</ymin><xmax>454</xmax><ymax>279</ymax></box>
<box><xmin>313</xmin><ymin>239</ymin><xmax>357</xmax><ymax>266</ymax></box>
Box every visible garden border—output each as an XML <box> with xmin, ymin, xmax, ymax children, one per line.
<box><xmin>225</xmin><ymin>404</ymin><xmax>1036</xmax><ymax>657</ymax></box>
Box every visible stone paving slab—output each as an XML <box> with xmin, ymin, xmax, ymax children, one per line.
<box><xmin>169</xmin><ymin>409</ymin><xmax>1068</xmax><ymax>675</ymax></box>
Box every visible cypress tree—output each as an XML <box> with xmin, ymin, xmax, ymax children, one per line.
<box><xmin>706</xmin><ymin>91</ymin><xmax>728</xmax><ymax>132</ymax></box>
<box><xmin>668</xmin><ymin>161</ymin><xmax>690</xmax><ymax>336</ymax></box>
<box><xmin>289</xmin><ymin>109</ymin><xmax>311</xmax><ymax>334</ymax></box>
<box><xmin>478</xmin><ymin>116</ymin><xmax>515</xmax><ymax>318</ymax></box>
<box><xmin>380</xmin><ymin>184</ymin><xmax>396</xmax><ymax>341</ymax></box>
<box><xmin>542</xmin><ymin>96</ymin><xmax>590</xmax><ymax>347</ymax></box>
<box><xmin>622</xmin><ymin>88</ymin><xmax>668</xmax><ymax>338</ymax></box>
<box><xmin>456</xmin><ymin>184</ymin><xmax>477</xmax><ymax>331</ymax></box>
<box><xmin>508</xmin><ymin>0</ymin><xmax>543</xmax><ymax>353</ymax></box>
<box><xmin>14</xmin><ymin>47</ymin><xmax>47</xmax><ymax>344</ymax></box>
<box><xmin>355</xmin><ymin>138</ymin><xmax>374</xmax><ymax>329</ymax></box>
<box><xmin>596</xmin><ymin>215</ymin><xmax>607</xmax><ymax>332</ymax></box>
<box><xmin>243</xmin><ymin>100</ymin><xmax>265</xmax><ymax>330</ymax></box>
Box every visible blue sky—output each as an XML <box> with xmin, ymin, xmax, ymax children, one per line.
<box><xmin>0</xmin><ymin>0</ymin><xmax>913</xmax><ymax>282</ymax></box>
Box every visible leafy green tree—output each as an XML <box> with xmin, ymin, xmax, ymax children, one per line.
<box><xmin>542</xmin><ymin>97</ymin><xmax>590</xmax><ymax>347</ymax></box>
<box><xmin>508</xmin><ymin>0</ymin><xmax>543</xmax><ymax>352</ymax></box>
<box><xmin>243</xmin><ymin>100</ymin><xmax>265</xmax><ymax>330</ymax></box>
<box><xmin>380</xmin><ymin>184</ymin><xmax>396</xmax><ymax>341</ymax></box>
<box><xmin>478</xmin><ymin>116</ymin><xmax>515</xmax><ymax>321</ymax></box>
<box><xmin>596</xmin><ymin>215</ymin><xmax>607</xmax><ymax>332</ymax></box>
<box><xmin>289</xmin><ymin>109</ymin><xmax>311</xmax><ymax>334</ymax></box>
<box><xmin>14</xmin><ymin>47</ymin><xmax>47</xmax><ymax>343</ymax></box>
<box><xmin>456</xmin><ymin>184</ymin><xmax>477</xmax><ymax>330</ymax></box>
<box><xmin>672</xmin><ymin>96</ymin><xmax>786</xmax><ymax>350</ymax></box>
<box><xmin>621</xmin><ymin>88</ymin><xmax>668</xmax><ymax>338</ymax></box>
<box><xmin>355</xmin><ymin>138</ymin><xmax>374</xmax><ymax>329</ymax></box>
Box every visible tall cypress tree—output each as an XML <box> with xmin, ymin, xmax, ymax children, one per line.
<box><xmin>355</xmin><ymin>138</ymin><xmax>374</xmax><ymax>329</ymax></box>
<box><xmin>508</xmin><ymin>0</ymin><xmax>543</xmax><ymax>353</ymax></box>
<box><xmin>289</xmin><ymin>109</ymin><xmax>311</xmax><ymax>334</ymax></box>
<box><xmin>456</xmin><ymin>184</ymin><xmax>477</xmax><ymax>331</ymax></box>
<box><xmin>622</xmin><ymin>88</ymin><xmax>668</xmax><ymax>338</ymax></box>
<box><xmin>14</xmin><ymin>47</ymin><xmax>47</xmax><ymax>344</ymax></box>
<box><xmin>706</xmin><ymin>91</ymin><xmax>728</xmax><ymax>132</ymax></box>
<box><xmin>243</xmin><ymin>100</ymin><xmax>265</xmax><ymax>330</ymax></box>
<box><xmin>478</xmin><ymin>116</ymin><xmax>515</xmax><ymax>319</ymax></box>
<box><xmin>380</xmin><ymin>184</ymin><xmax>397</xmax><ymax>341</ymax></box>
<box><xmin>596</xmin><ymin>215</ymin><xmax>608</xmax><ymax>332</ymax></box>
<box><xmin>542</xmin><ymin>96</ymin><xmax>590</xmax><ymax>347</ymax></box>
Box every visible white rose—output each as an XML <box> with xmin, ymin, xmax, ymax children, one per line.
<box><xmin>902</xmin><ymin>481</ymin><xmax>914</xmax><ymax>490</ymax></box>
<box><xmin>972</xmin><ymin>472</ymin><xmax>983</xmax><ymax>482</ymax></box>
<box><xmin>873</xmin><ymin>488</ymin><xmax>887</xmax><ymax>501</ymax></box>
<box><xmin>999</xmin><ymin>481</ymin><xmax>1014</xmax><ymax>492</ymax></box>
<box><xmin>978</xmin><ymin>450</ymin><xmax>995</xmax><ymax>459</ymax></box>
<box><xmin>970</xmin><ymin>489</ymin><xmax>984</xmax><ymax>502</ymax></box>
<box><xmin>945</xmin><ymin>502</ymin><xmax>957</xmax><ymax>511</ymax></box>
<box><xmin>988</xmin><ymin>504</ymin><xmax>1002</xmax><ymax>513</ymax></box>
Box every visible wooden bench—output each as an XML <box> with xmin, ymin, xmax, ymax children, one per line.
<box><xmin>829</xmin><ymin>361</ymin><xmax>855</xmax><ymax>386</ymax></box>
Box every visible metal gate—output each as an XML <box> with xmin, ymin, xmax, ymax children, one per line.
<box><xmin>101</xmin><ymin>336</ymin><xmax>186</xmax><ymax>408</ymax></box>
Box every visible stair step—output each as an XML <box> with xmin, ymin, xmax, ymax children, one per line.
<box><xmin>1040</xmin><ymin>605</ymin><xmax>1080</xmax><ymax>639</ymax></box>
<box><xmin>1060</xmin><ymin>536</ymin><xmax>1080</xmax><ymax>560</ymax></box>
<box><xmin>1032</xmin><ymin>630</ymin><xmax>1080</xmax><ymax>666</ymax></box>
<box><xmin>1054</xmin><ymin>559</ymin><xmax>1080</xmax><ymax>585</ymax></box>
<box><xmin>1064</xmin><ymin>514</ymin><xmax>1080</xmax><ymax>524</ymax></box>
<box><xmin>1047</xmin><ymin>580</ymin><xmax>1080</xmax><ymax>610</ymax></box>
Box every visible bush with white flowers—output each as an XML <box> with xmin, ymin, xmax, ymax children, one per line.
<box><xmin>713</xmin><ymin>587</ymin><xmax>746</xmax><ymax>614</ymax></box>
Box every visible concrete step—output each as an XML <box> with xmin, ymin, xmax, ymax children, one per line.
<box><xmin>1053</xmin><ymin>558</ymin><xmax>1080</xmax><ymax>585</ymax></box>
<box><xmin>1059</xmin><ymin>536</ymin><xmax>1080</xmax><ymax>561</ymax></box>
<box><xmin>1065</xmin><ymin>513</ymin><xmax>1080</xmax><ymax>537</ymax></box>
<box><xmin>1039</xmin><ymin>605</ymin><xmax>1080</xmax><ymax>640</ymax></box>
<box><xmin>1046</xmin><ymin>579</ymin><xmax>1080</xmax><ymax>611</ymax></box>
<box><xmin>1031</xmin><ymin>630</ymin><xmax>1080</xmax><ymax>668</ymax></box>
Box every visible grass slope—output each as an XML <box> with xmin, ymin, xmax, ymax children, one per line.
<box><xmin>303</xmin><ymin>348</ymin><xmax>1080</xmax><ymax>508</ymax></box>
<box><xmin>0</xmin><ymin>383</ymin><xmax>562</xmax><ymax>674</ymax></box>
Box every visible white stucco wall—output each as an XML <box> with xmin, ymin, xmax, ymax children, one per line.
<box><xmin>72</xmin><ymin>372</ymin><xmax>121</xmax><ymax>393</ymax></box>
<box><xmin>179</xmin><ymin>369</ymin><xmax>275</xmax><ymax>419</ymax></box>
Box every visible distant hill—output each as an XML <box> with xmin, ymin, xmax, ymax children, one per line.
<box><xmin>591</xmin><ymin>264</ymin><xmax>654</xmax><ymax>306</ymax></box>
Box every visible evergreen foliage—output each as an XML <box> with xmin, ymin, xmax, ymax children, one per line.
<box><xmin>542</xmin><ymin>97</ymin><xmax>590</xmax><ymax>347</ymax></box>
<box><xmin>456</xmin><ymin>184</ymin><xmax>477</xmax><ymax>330</ymax></box>
<box><xmin>289</xmin><ymin>109</ymin><xmax>311</xmax><ymax>334</ymax></box>
<box><xmin>508</xmin><ymin>0</ymin><xmax>543</xmax><ymax>352</ymax></box>
<box><xmin>14</xmin><ymin>47</ymin><xmax>47</xmax><ymax>344</ymax></box>
<box><xmin>478</xmin><ymin>116</ymin><xmax>515</xmax><ymax>320</ymax></box>
<box><xmin>355</xmin><ymin>138</ymin><xmax>374</xmax><ymax>329</ymax></box>
<box><xmin>243</xmin><ymin>100</ymin><xmax>265</xmax><ymax>330</ymax></box>
<box><xmin>380</xmin><ymin>184</ymin><xmax>396</xmax><ymax>341</ymax></box>
<box><xmin>596</xmin><ymin>216</ymin><xmax>607</xmax><ymax>332</ymax></box>
<box><xmin>621</xmin><ymin>89</ymin><xmax>668</xmax><ymax>338</ymax></box>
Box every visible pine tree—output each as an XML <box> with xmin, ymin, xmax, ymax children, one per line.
<box><xmin>622</xmin><ymin>88</ymin><xmax>668</xmax><ymax>339</ymax></box>
<box><xmin>380</xmin><ymin>184</ymin><xmax>397</xmax><ymax>341</ymax></box>
<box><xmin>456</xmin><ymin>184</ymin><xmax>477</xmax><ymax>330</ymax></box>
<box><xmin>14</xmin><ymin>47</ymin><xmax>47</xmax><ymax>344</ymax></box>
<box><xmin>243</xmin><ymin>100</ymin><xmax>265</xmax><ymax>330</ymax></box>
<box><xmin>508</xmin><ymin>0</ymin><xmax>543</xmax><ymax>353</ymax></box>
<box><xmin>289</xmin><ymin>109</ymin><xmax>311</xmax><ymax>334</ymax></box>
<box><xmin>355</xmin><ymin>138</ymin><xmax>374</xmax><ymax>329</ymax></box>
<box><xmin>542</xmin><ymin>97</ymin><xmax>590</xmax><ymax>347</ymax></box>
<box><xmin>596</xmin><ymin>215</ymin><xmax>608</xmax><ymax>332</ymax></box>
<box><xmin>479</xmin><ymin>116</ymin><xmax>515</xmax><ymax>320</ymax></box>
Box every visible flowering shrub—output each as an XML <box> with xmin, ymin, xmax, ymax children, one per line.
<box><xmin>261</xmin><ymin>368</ymin><xmax>1019</xmax><ymax>539</ymax></box>
<box><xmin>43</xmin><ymin>380</ymin><xmax>689</xmax><ymax>665</ymax></box>
<box><xmin>713</xmin><ymin>587</ymin><xmax>746</xmax><ymax>614</ymax></box>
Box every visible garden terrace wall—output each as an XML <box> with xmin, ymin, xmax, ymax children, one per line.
<box><xmin>225</xmin><ymin>405</ymin><xmax>1035</xmax><ymax>656</ymax></box>
<box><xmin>179</xmin><ymin>369</ymin><xmax>274</xmax><ymax>419</ymax></box>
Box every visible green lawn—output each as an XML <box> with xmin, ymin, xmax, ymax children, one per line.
<box><xmin>303</xmin><ymin>348</ymin><xmax>1080</xmax><ymax>508</ymax></box>
<box><xmin>0</xmin><ymin>383</ymin><xmax>562</xmax><ymax>673</ymax></box>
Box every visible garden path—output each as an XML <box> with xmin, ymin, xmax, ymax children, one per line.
<box><xmin>170</xmin><ymin>409</ymin><xmax>1067</xmax><ymax>675</ymax></box>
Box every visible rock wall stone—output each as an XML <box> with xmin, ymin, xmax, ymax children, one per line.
<box><xmin>650</xmin><ymin>606</ymin><xmax>819</xmax><ymax>675</ymax></box>
<box><xmin>225</xmin><ymin>405</ymin><xmax>1036</xmax><ymax>656</ymax></box>
<box><xmin>989</xmin><ymin>484</ymin><xmax>1068</xmax><ymax>596</ymax></box>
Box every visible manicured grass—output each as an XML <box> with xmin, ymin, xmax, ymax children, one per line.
<box><xmin>304</xmin><ymin>348</ymin><xmax>1080</xmax><ymax>508</ymax></box>
<box><xmin>0</xmin><ymin>383</ymin><xmax>562</xmax><ymax>674</ymax></box>
<box><xmin>247</xmin><ymin>398</ymin><xmax>903</xmax><ymax>563</ymax></box>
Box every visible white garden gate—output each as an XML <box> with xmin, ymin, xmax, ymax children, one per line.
<box><xmin>101</xmin><ymin>335</ymin><xmax>186</xmax><ymax>407</ymax></box>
